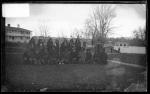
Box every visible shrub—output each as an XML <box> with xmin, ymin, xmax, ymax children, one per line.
<box><xmin>93</xmin><ymin>44</ymin><xmax>108</xmax><ymax>65</ymax></box>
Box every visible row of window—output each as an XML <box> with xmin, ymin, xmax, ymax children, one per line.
<box><xmin>6</xmin><ymin>36</ymin><xmax>30</xmax><ymax>40</ymax></box>
<box><xmin>6</xmin><ymin>30</ymin><xmax>30</xmax><ymax>34</ymax></box>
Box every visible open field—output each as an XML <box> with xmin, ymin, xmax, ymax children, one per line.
<box><xmin>4</xmin><ymin>50</ymin><xmax>146</xmax><ymax>91</ymax></box>
<box><xmin>5</xmin><ymin>56</ymin><xmax>146</xmax><ymax>91</ymax></box>
<box><xmin>6</xmin><ymin>63</ymin><xmax>145</xmax><ymax>92</ymax></box>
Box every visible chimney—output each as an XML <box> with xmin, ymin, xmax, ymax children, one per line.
<box><xmin>17</xmin><ymin>24</ymin><xmax>20</xmax><ymax>28</ymax></box>
<box><xmin>8</xmin><ymin>24</ymin><xmax>10</xmax><ymax>27</ymax></box>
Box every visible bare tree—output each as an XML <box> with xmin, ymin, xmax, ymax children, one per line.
<box><xmin>71</xmin><ymin>28</ymin><xmax>83</xmax><ymax>38</ymax></box>
<box><xmin>38</xmin><ymin>24</ymin><xmax>49</xmax><ymax>37</ymax></box>
<box><xmin>85</xmin><ymin>4</ymin><xmax>116</xmax><ymax>46</ymax></box>
<box><xmin>133</xmin><ymin>26</ymin><xmax>146</xmax><ymax>41</ymax></box>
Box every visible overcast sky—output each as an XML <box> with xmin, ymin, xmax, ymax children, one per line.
<box><xmin>5</xmin><ymin>4</ymin><xmax>146</xmax><ymax>38</ymax></box>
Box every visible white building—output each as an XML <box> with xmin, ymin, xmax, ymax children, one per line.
<box><xmin>5</xmin><ymin>24</ymin><xmax>32</xmax><ymax>43</ymax></box>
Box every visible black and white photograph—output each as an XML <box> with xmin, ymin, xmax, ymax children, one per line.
<box><xmin>1</xmin><ymin>2</ymin><xmax>147</xmax><ymax>92</ymax></box>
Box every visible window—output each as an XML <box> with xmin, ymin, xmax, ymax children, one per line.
<box><xmin>12</xmin><ymin>36</ymin><xmax>14</xmax><ymax>40</ymax></box>
<box><xmin>124</xmin><ymin>44</ymin><xmax>126</xmax><ymax>46</ymax></box>
<box><xmin>120</xmin><ymin>44</ymin><xmax>122</xmax><ymax>46</ymax></box>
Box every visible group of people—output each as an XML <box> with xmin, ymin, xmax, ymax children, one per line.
<box><xmin>23</xmin><ymin>37</ymin><xmax>107</xmax><ymax>65</ymax></box>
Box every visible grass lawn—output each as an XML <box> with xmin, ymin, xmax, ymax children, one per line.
<box><xmin>6</xmin><ymin>63</ymin><xmax>145</xmax><ymax>91</ymax></box>
<box><xmin>6</xmin><ymin>64</ymin><xmax>108</xmax><ymax>90</ymax></box>
<box><xmin>4</xmin><ymin>53</ymin><xmax>146</xmax><ymax>92</ymax></box>
<box><xmin>108</xmin><ymin>53</ymin><xmax>146</xmax><ymax>67</ymax></box>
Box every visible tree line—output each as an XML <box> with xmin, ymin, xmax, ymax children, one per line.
<box><xmin>23</xmin><ymin>37</ymin><xmax>107</xmax><ymax>65</ymax></box>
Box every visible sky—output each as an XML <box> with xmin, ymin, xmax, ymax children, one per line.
<box><xmin>4</xmin><ymin>4</ymin><xmax>146</xmax><ymax>38</ymax></box>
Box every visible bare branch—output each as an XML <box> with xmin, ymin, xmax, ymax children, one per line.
<box><xmin>85</xmin><ymin>4</ymin><xmax>116</xmax><ymax>45</ymax></box>
<box><xmin>38</xmin><ymin>24</ymin><xmax>49</xmax><ymax>38</ymax></box>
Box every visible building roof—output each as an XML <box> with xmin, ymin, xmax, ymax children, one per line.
<box><xmin>115</xmin><ymin>41</ymin><xmax>128</xmax><ymax>44</ymax></box>
<box><xmin>5</xmin><ymin>26</ymin><xmax>32</xmax><ymax>32</ymax></box>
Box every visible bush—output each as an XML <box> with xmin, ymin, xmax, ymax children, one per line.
<box><xmin>93</xmin><ymin>44</ymin><xmax>108</xmax><ymax>65</ymax></box>
<box><xmin>22</xmin><ymin>38</ymin><xmax>109</xmax><ymax>65</ymax></box>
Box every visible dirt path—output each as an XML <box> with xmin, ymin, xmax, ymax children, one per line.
<box><xmin>107</xmin><ymin>60</ymin><xmax>145</xmax><ymax>69</ymax></box>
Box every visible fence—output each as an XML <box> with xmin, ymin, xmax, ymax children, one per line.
<box><xmin>113</xmin><ymin>46</ymin><xmax>146</xmax><ymax>54</ymax></box>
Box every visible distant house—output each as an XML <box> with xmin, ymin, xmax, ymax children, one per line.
<box><xmin>104</xmin><ymin>46</ymin><xmax>119</xmax><ymax>53</ymax></box>
<box><xmin>104</xmin><ymin>41</ymin><xmax>119</xmax><ymax>53</ymax></box>
<box><xmin>5</xmin><ymin>24</ymin><xmax>31</xmax><ymax>43</ymax></box>
<box><xmin>85</xmin><ymin>41</ymin><xmax>119</xmax><ymax>53</ymax></box>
